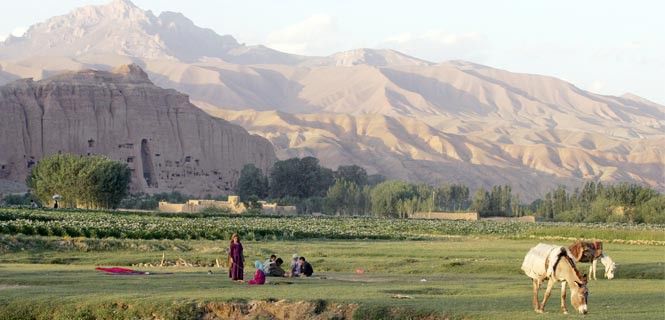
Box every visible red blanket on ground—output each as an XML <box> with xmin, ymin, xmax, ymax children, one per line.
<box><xmin>95</xmin><ymin>267</ymin><xmax>148</xmax><ymax>275</ymax></box>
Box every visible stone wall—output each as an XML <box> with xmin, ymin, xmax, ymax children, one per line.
<box><xmin>411</xmin><ymin>211</ymin><xmax>479</xmax><ymax>221</ymax></box>
<box><xmin>260</xmin><ymin>202</ymin><xmax>297</xmax><ymax>215</ymax></box>
<box><xmin>157</xmin><ymin>202</ymin><xmax>190</xmax><ymax>213</ymax></box>
<box><xmin>482</xmin><ymin>215</ymin><xmax>536</xmax><ymax>223</ymax></box>
<box><xmin>158</xmin><ymin>197</ymin><xmax>297</xmax><ymax>215</ymax></box>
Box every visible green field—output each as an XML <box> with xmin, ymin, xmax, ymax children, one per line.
<box><xmin>2</xmin><ymin>208</ymin><xmax>664</xmax><ymax>242</ymax></box>
<box><xmin>0</xmin><ymin>208</ymin><xmax>664</xmax><ymax>319</ymax></box>
<box><xmin>1</xmin><ymin>236</ymin><xmax>664</xmax><ymax>319</ymax></box>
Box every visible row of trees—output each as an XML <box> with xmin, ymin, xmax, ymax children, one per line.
<box><xmin>237</xmin><ymin>158</ymin><xmax>476</xmax><ymax>217</ymax></box>
<box><xmin>237</xmin><ymin>157</ymin><xmax>663</xmax><ymax>222</ymax></box>
<box><xmin>26</xmin><ymin>154</ymin><xmax>131</xmax><ymax>209</ymax></box>
<box><xmin>237</xmin><ymin>157</ymin><xmax>378</xmax><ymax>202</ymax></box>
<box><xmin>471</xmin><ymin>185</ymin><xmax>529</xmax><ymax>217</ymax></box>
<box><xmin>531</xmin><ymin>182</ymin><xmax>664</xmax><ymax>223</ymax></box>
<box><xmin>22</xmin><ymin>154</ymin><xmax>662</xmax><ymax>223</ymax></box>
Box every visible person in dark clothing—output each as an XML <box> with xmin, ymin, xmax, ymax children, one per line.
<box><xmin>228</xmin><ymin>233</ymin><xmax>244</xmax><ymax>281</ymax></box>
<box><xmin>298</xmin><ymin>256</ymin><xmax>314</xmax><ymax>277</ymax></box>
<box><xmin>263</xmin><ymin>254</ymin><xmax>277</xmax><ymax>273</ymax></box>
<box><xmin>266</xmin><ymin>257</ymin><xmax>286</xmax><ymax>277</ymax></box>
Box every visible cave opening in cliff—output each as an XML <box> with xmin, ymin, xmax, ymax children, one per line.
<box><xmin>140</xmin><ymin>139</ymin><xmax>157</xmax><ymax>188</ymax></box>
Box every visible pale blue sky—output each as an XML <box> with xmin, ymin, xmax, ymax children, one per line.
<box><xmin>1</xmin><ymin>0</ymin><xmax>663</xmax><ymax>104</ymax></box>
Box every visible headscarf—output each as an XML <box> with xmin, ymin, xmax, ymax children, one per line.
<box><xmin>254</xmin><ymin>260</ymin><xmax>263</xmax><ymax>270</ymax></box>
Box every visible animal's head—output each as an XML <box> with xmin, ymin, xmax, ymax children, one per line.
<box><xmin>571</xmin><ymin>275</ymin><xmax>589</xmax><ymax>314</ymax></box>
<box><xmin>602</xmin><ymin>255</ymin><xmax>616</xmax><ymax>279</ymax></box>
<box><xmin>605</xmin><ymin>262</ymin><xmax>616</xmax><ymax>279</ymax></box>
<box><xmin>593</xmin><ymin>241</ymin><xmax>603</xmax><ymax>250</ymax></box>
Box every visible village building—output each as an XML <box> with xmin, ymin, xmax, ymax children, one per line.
<box><xmin>158</xmin><ymin>196</ymin><xmax>297</xmax><ymax>215</ymax></box>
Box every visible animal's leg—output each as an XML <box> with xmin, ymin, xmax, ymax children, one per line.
<box><xmin>560</xmin><ymin>281</ymin><xmax>569</xmax><ymax>314</ymax></box>
<box><xmin>592</xmin><ymin>259</ymin><xmax>598</xmax><ymax>280</ymax></box>
<box><xmin>532</xmin><ymin>279</ymin><xmax>542</xmax><ymax>313</ymax></box>
<box><xmin>540</xmin><ymin>278</ymin><xmax>556</xmax><ymax>313</ymax></box>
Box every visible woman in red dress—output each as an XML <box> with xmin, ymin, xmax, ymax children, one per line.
<box><xmin>228</xmin><ymin>233</ymin><xmax>244</xmax><ymax>281</ymax></box>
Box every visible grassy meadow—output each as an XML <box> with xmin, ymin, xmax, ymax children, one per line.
<box><xmin>0</xmin><ymin>208</ymin><xmax>664</xmax><ymax>319</ymax></box>
<box><xmin>1</xmin><ymin>234</ymin><xmax>664</xmax><ymax>319</ymax></box>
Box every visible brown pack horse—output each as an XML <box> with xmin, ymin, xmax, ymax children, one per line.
<box><xmin>569</xmin><ymin>240</ymin><xmax>616</xmax><ymax>280</ymax></box>
<box><xmin>522</xmin><ymin>244</ymin><xmax>589</xmax><ymax>314</ymax></box>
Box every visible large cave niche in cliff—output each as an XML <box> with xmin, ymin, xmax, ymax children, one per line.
<box><xmin>140</xmin><ymin>138</ymin><xmax>157</xmax><ymax>188</ymax></box>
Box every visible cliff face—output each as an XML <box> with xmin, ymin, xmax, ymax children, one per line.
<box><xmin>0</xmin><ymin>64</ymin><xmax>276</xmax><ymax>195</ymax></box>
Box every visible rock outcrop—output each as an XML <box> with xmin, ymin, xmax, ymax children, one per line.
<box><xmin>0</xmin><ymin>64</ymin><xmax>276</xmax><ymax>195</ymax></box>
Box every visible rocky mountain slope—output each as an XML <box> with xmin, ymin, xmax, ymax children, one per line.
<box><xmin>0</xmin><ymin>0</ymin><xmax>302</xmax><ymax>65</ymax></box>
<box><xmin>0</xmin><ymin>64</ymin><xmax>276</xmax><ymax>195</ymax></box>
<box><xmin>0</xmin><ymin>0</ymin><xmax>662</xmax><ymax>199</ymax></box>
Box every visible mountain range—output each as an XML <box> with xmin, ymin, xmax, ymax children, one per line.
<box><xmin>1</xmin><ymin>0</ymin><xmax>663</xmax><ymax>200</ymax></box>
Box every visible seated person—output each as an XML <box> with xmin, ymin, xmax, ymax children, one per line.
<box><xmin>266</xmin><ymin>258</ymin><xmax>286</xmax><ymax>277</ymax></box>
<box><xmin>290</xmin><ymin>254</ymin><xmax>300</xmax><ymax>277</ymax></box>
<box><xmin>263</xmin><ymin>254</ymin><xmax>277</xmax><ymax>273</ymax></box>
<box><xmin>298</xmin><ymin>256</ymin><xmax>314</xmax><ymax>277</ymax></box>
<box><xmin>248</xmin><ymin>261</ymin><xmax>266</xmax><ymax>285</ymax></box>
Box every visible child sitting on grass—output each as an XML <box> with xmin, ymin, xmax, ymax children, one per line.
<box><xmin>248</xmin><ymin>261</ymin><xmax>266</xmax><ymax>285</ymax></box>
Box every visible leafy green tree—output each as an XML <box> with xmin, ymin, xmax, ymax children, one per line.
<box><xmin>324</xmin><ymin>179</ymin><xmax>368</xmax><ymax>215</ymax></box>
<box><xmin>298</xmin><ymin>196</ymin><xmax>325</xmax><ymax>214</ymax></box>
<box><xmin>370</xmin><ymin>180</ymin><xmax>417</xmax><ymax>218</ymax></box>
<box><xmin>269</xmin><ymin>157</ymin><xmax>334</xmax><ymax>199</ymax></box>
<box><xmin>585</xmin><ymin>197</ymin><xmax>612</xmax><ymax>223</ymax></box>
<box><xmin>237</xmin><ymin>164</ymin><xmax>269</xmax><ymax>200</ymax></box>
<box><xmin>367</xmin><ymin>174</ymin><xmax>386</xmax><ymax>186</ymax></box>
<box><xmin>299</xmin><ymin>157</ymin><xmax>334</xmax><ymax>198</ymax></box>
<box><xmin>435</xmin><ymin>184</ymin><xmax>470</xmax><ymax>211</ymax></box>
<box><xmin>335</xmin><ymin>165</ymin><xmax>368</xmax><ymax>186</ymax></box>
<box><xmin>533</xmin><ymin>182</ymin><xmax>660</xmax><ymax>223</ymax></box>
<box><xmin>398</xmin><ymin>197</ymin><xmax>420</xmax><ymax>218</ymax></box>
<box><xmin>636</xmin><ymin>195</ymin><xmax>665</xmax><ymax>224</ymax></box>
<box><xmin>471</xmin><ymin>188</ymin><xmax>490</xmax><ymax>216</ymax></box>
<box><xmin>118</xmin><ymin>191</ymin><xmax>193</xmax><ymax>210</ymax></box>
<box><xmin>269</xmin><ymin>158</ymin><xmax>300</xmax><ymax>198</ymax></box>
<box><xmin>554</xmin><ymin>208</ymin><xmax>584</xmax><ymax>222</ymax></box>
<box><xmin>26</xmin><ymin>154</ymin><xmax>130</xmax><ymax>209</ymax></box>
<box><xmin>85</xmin><ymin>159</ymin><xmax>132</xmax><ymax>208</ymax></box>
<box><xmin>244</xmin><ymin>195</ymin><xmax>263</xmax><ymax>210</ymax></box>
<box><xmin>1</xmin><ymin>193</ymin><xmax>40</xmax><ymax>206</ymax></box>
<box><xmin>500</xmin><ymin>185</ymin><xmax>513</xmax><ymax>215</ymax></box>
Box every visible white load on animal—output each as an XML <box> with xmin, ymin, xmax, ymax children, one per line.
<box><xmin>522</xmin><ymin>243</ymin><xmax>570</xmax><ymax>280</ymax></box>
<box><xmin>521</xmin><ymin>243</ymin><xmax>589</xmax><ymax>315</ymax></box>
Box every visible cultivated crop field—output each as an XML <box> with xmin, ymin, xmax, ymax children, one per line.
<box><xmin>1</xmin><ymin>208</ymin><xmax>663</xmax><ymax>242</ymax></box>
<box><xmin>0</xmin><ymin>208</ymin><xmax>663</xmax><ymax>319</ymax></box>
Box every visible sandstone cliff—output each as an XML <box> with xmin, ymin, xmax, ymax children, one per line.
<box><xmin>0</xmin><ymin>64</ymin><xmax>276</xmax><ymax>195</ymax></box>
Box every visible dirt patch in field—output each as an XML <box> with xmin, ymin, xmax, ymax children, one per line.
<box><xmin>383</xmin><ymin>287</ymin><xmax>460</xmax><ymax>296</ymax></box>
<box><xmin>0</xmin><ymin>285</ymin><xmax>29</xmax><ymax>290</ymax></box>
<box><xmin>202</xmin><ymin>300</ymin><xmax>357</xmax><ymax>320</ymax></box>
<box><xmin>323</xmin><ymin>274</ymin><xmax>396</xmax><ymax>283</ymax></box>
